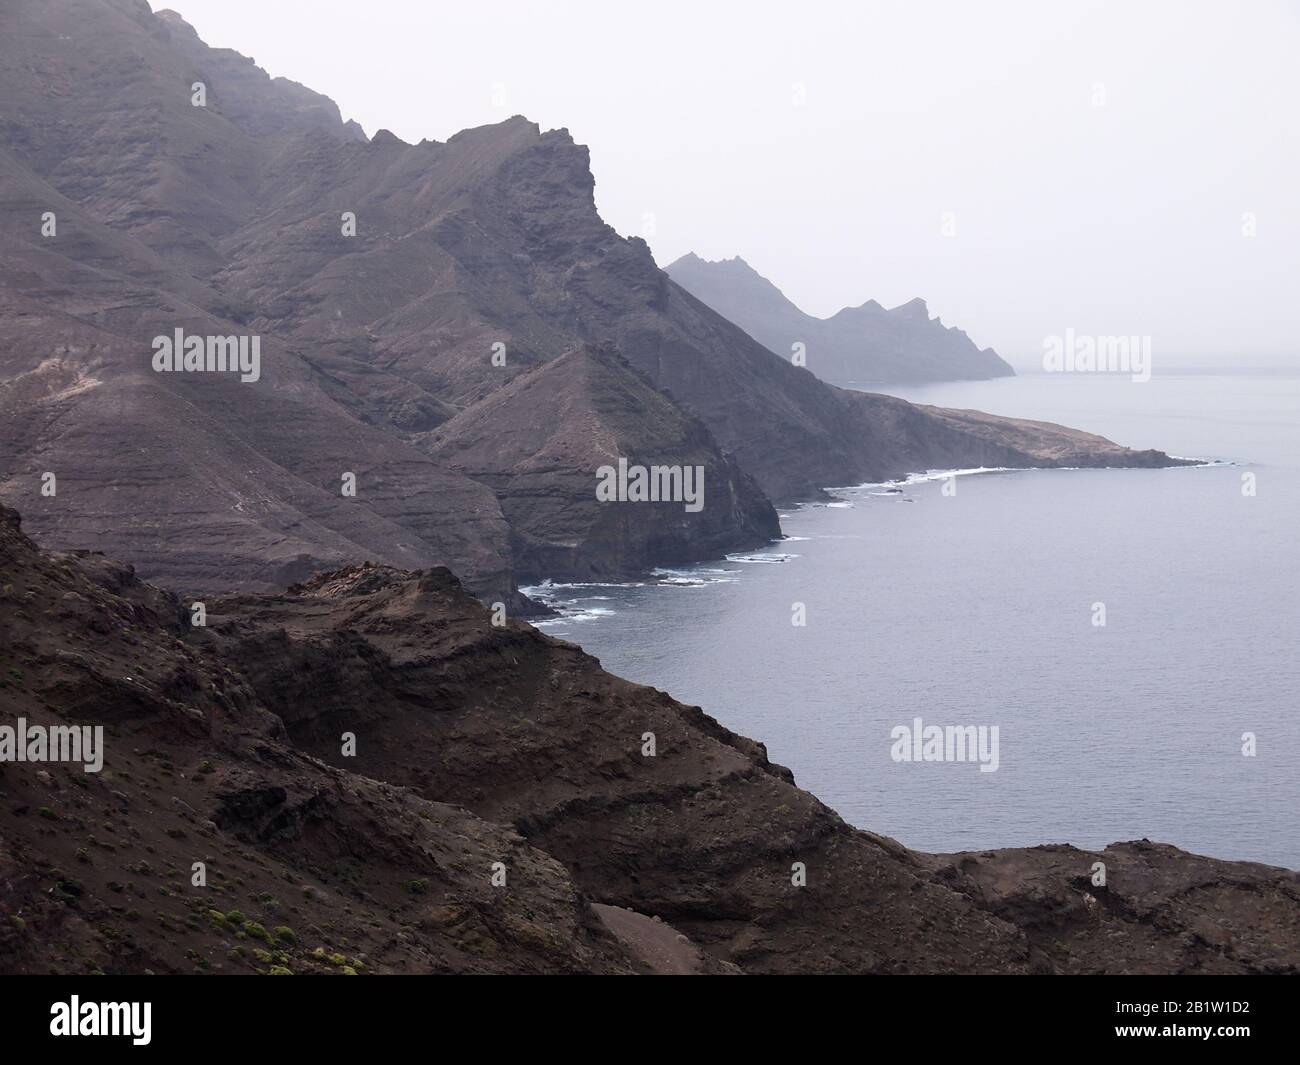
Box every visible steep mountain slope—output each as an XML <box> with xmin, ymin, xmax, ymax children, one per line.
<box><xmin>667</xmin><ymin>253</ymin><xmax>1015</xmax><ymax>387</ymax></box>
<box><xmin>0</xmin><ymin>1</ymin><xmax>521</xmax><ymax>601</ymax></box>
<box><xmin>0</xmin><ymin>506</ymin><xmax>643</xmax><ymax>974</ymax></box>
<box><xmin>209</xmin><ymin>109</ymin><xmax>1135</xmax><ymax>502</ymax></box>
<box><xmin>0</xmin><ymin>0</ymin><xmax>1186</xmax><ymax>607</ymax></box>
<box><xmin>2</xmin><ymin>507</ymin><xmax>1295</xmax><ymax>974</ymax></box>
<box><xmin>428</xmin><ymin>345</ymin><xmax>779</xmax><ymax>581</ymax></box>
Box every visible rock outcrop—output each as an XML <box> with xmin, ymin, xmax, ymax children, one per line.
<box><xmin>428</xmin><ymin>344</ymin><xmax>779</xmax><ymax>580</ymax></box>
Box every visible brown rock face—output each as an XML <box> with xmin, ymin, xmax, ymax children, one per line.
<box><xmin>924</xmin><ymin>842</ymin><xmax>1300</xmax><ymax>975</ymax></box>
<box><xmin>1</xmin><ymin>508</ymin><xmax>1294</xmax><ymax>974</ymax></box>
<box><xmin>0</xmin><ymin>506</ymin><xmax>637</xmax><ymax>974</ymax></box>
<box><xmin>428</xmin><ymin>344</ymin><xmax>780</xmax><ymax>581</ymax></box>
<box><xmin>1</xmin><ymin>0</ymin><xmax>1189</xmax><ymax>607</ymax></box>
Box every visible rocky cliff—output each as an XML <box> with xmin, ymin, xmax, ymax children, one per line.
<box><xmin>1</xmin><ymin>507</ymin><xmax>1295</xmax><ymax>974</ymax></box>
<box><xmin>0</xmin><ymin>0</ymin><xmax>1188</xmax><ymax>607</ymax></box>
<box><xmin>427</xmin><ymin>344</ymin><xmax>779</xmax><ymax>581</ymax></box>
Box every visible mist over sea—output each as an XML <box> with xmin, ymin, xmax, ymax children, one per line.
<box><xmin>533</xmin><ymin>370</ymin><xmax>1300</xmax><ymax>868</ymax></box>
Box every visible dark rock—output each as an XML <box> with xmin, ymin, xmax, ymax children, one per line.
<box><xmin>0</xmin><ymin>0</ymin><xmax>1190</xmax><ymax>606</ymax></box>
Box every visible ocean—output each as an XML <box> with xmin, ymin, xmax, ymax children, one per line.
<box><xmin>529</xmin><ymin>371</ymin><xmax>1300</xmax><ymax>868</ymax></box>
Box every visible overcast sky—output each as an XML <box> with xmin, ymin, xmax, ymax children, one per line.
<box><xmin>168</xmin><ymin>0</ymin><xmax>1299</xmax><ymax>369</ymax></box>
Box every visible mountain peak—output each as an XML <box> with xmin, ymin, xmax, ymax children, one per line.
<box><xmin>668</xmin><ymin>259</ymin><xmax>1014</xmax><ymax>385</ymax></box>
<box><xmin>669</xmin><ymin>252</ymin><xmax>756</xmax><ymax>273</ymax></box>
<box><xmin>890</xmin><ymin>297</ymin><xmax>930</xmax><ymax>320</ymax></box>
<box><xmin>154</xmin><ymin>9</ymin><xmax>198</xmax><ymax>34</ymax></box>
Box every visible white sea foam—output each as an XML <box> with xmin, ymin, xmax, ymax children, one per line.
<box><xmin>522</xmin><ymin>579</ymin><xmax>647</xmax><ymax>598</ymax></box>
<box><xmin>650</xmin><ymin>566</ymin><xmax>739</xmax><ymax>587</ymax></box>
<box><xmin>533</xmin><ymin>604</ymin><xmax>617</xmax><ymax>625</ymax></box>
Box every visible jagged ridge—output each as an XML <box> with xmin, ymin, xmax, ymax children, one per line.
<box><xmin>0</xmin><ymin>0</ymin><xmax>1190</xmax><ymax>609</ymax></box>
<box><xmin>667</xmin><ymin>252</ymin><xmax>1016</xmax><ymax>387</ymax></box>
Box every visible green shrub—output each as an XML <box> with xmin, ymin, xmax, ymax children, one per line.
<box><xmin>244</xmin><ymin>921</ymin><xmax>273</xmax><ymax>943</ymax></box>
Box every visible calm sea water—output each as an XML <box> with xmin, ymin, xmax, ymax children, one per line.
<box><xmin>531</xmin><ymin>372</ymin><xmax>1300</xmax><ymax>868</ymax></box>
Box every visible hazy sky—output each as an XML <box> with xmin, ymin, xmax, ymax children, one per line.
<box><xmin>168</xmin><ymin>0</ymin><xmax>1299</xmax><ymax>369</ymax></box>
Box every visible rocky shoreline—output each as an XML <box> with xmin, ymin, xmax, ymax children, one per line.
<box><xmin>2</xmin><ymin>505</ymin><xmax>1295</xmax><ymax>975</ymax></box>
